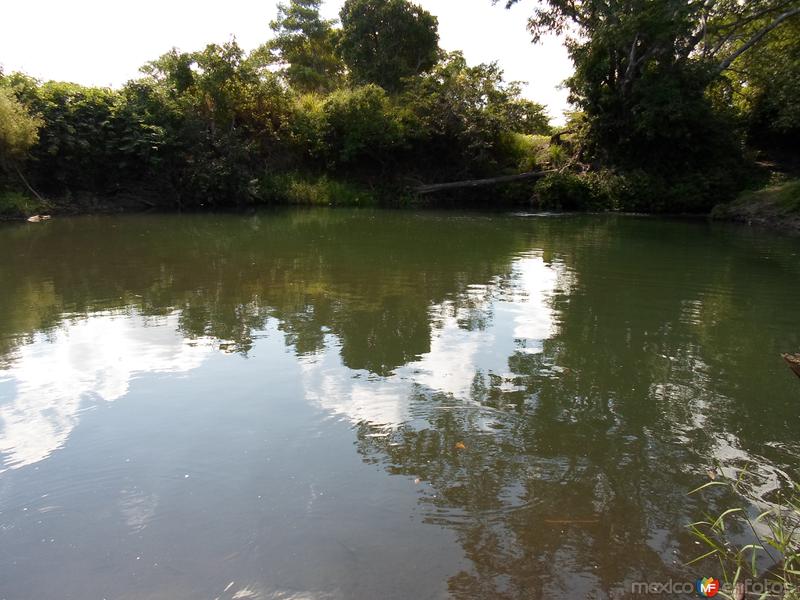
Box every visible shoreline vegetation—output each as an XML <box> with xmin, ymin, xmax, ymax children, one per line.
<box><xmin>1</xmin><ymin>0</ymin><xmax>799</xmax><ymax>230</ymax></box>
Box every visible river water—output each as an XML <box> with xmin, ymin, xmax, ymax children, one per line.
<box><xmin>0</xmin><ymin>211</ymin><xmax>798</xmax><ymax>599</ymax></box>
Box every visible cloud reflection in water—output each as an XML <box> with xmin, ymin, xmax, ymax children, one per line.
<box><xmin>302</xmin><ymin>253</ymin><xmax>565</xmax><ymax>427</ymax></box>
<box><xmin>0</xmin><ymin>312</ymin><xmax>214</xmax><ymax>472</ymax></box>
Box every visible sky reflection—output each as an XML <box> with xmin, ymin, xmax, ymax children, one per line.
<box><xmin>303</xmin><ymin>253</ymin><xmax>566</xmax><ymax>427</ymax></box>
<box><xmin>0</xmin><ymin>252</ymin><xmax>564</xmax><ymax>474</ymax></box>
<box><xmin>1</xmin><ymin>213</ymin><xmax>799</xmax><ymax>599</ymax></box>
<box><xmin>0</xmin><ymin>312</ymin><xmax>214</xmax><ymax>472</ymax></box>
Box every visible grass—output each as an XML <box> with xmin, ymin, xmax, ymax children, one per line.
<box><xmin>0</xmin><ymin>190</ymin><xmax>50</xmax><ymax>218</ymax></box>
<box><xmin>735</xmin><ymin>179</ymin><xmax>800</xmax><ymax>214</ymax></box>
<box><xmin>688</xmin><ymin>467</ymin><xmax>800</xmax><ymax>599</ymax></box>
<box><xmin>711</xmin><ymin>179</ymin><xmax>800</xmax><ymax>231</ymax></box>
<box><xmin>259</xmin><ymin>172</ymin><xmax>379</xmax><ymax>206</ymax></box>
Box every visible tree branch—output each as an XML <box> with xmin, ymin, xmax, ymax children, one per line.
<box><xmin>715</xmin><ymin>6</ymin><xmax>800</xmax><ymax>75</ymax></box>
<box><xmin>623</xmin><ymin>32</ymin><xmax>639</xmax><ymax>88</ymax></box>
<box><xmin>15</xmin><ymin>166</ymin><xmax>46</xmax><ymax>204</ymax></box>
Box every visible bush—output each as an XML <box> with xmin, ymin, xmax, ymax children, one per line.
<box><xmin>321</xmin><ymin>85</ymin><xmax>404</xmax><ymax>167</ymax></box>
<box><xmin>3</xmin><ymin>45</ymin><xmax>559</xmax><ymax>210</ymax></box>
<box><xmin>26</xmin><ymin>83</ymin><xmax>122</xmax><ymax>193</ymax></box>
<box><xmin>534</xmin><ymin>172</ymin><xmax>607</xmax><ymax>211</ymax></box>
<box><xmin>0</xmin><ymin>87</ymin><xmax>42</xmax><ymax>167</ymax></box>
<box><xmin>0</xmin><ymin>190</ymin><xmax>48</xmax><ymax>217</ymax></box>
<box><xmin>609</xmin><ymin>168</ymin><xmax>754</xmax><ymax>214</ymax></box>
<box><xmin>259</xmin><ymin>172</ymin><xmax>378</xmax><ymax>206</ymax></box>
<box><xmin>402</xmin><ymin>52</ymin><xmax>551</xmax><ymax>179</ymax></box>
<box><xmin>497</xmin><ymin>133</ymin><xmax>548</xmax><ymax>173</ymax></box>
<box><xmin>288</xmin><ymin>93</ymin><xmax>327</xmax><ymax>163</ymax></box>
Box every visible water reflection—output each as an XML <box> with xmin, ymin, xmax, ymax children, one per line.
<box><xmin>302</xmin><ymin>253</ymin><xmax>566</xmax><ymax>428</ymax></box>
<box><xmin>0</xmin><ymin>211</ymin><xmax>798</xmax><ymax>599</ymax></box>
<box><xmin>0</xmin><ymin>312</ymin><xmax>213</xmax><ymax>472</ymax></box>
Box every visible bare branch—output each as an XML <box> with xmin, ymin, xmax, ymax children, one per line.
<box><xmin>623</xmin><ymin>32</ymin><xmax>640</xmax><ymax>88</ymax></box>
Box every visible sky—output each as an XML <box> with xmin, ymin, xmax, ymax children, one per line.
<box><xmin>0</xmin><ymin>0</ymin><xmax>573</xmax><ymax>123</ymax></box>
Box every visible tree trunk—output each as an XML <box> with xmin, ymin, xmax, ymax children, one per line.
<box><xmin>15</xmin><ymin>166</ymin><xmax>46</xmax><ymax>204</ymax></box>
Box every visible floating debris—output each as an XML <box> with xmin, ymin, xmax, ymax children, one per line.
<box><xmin>782</xmin><ymin>353</ymin><xmax>800</xmax><ymax>379</ymax></box>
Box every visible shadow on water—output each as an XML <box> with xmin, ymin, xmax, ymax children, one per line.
<box><xmin>0</xmin><ymin>210</ymin><xmax>798</xmax><ymax>599</ymax></box>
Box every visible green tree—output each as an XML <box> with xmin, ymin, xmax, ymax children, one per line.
<box><xmin>503</xmin><ymin>0</ymin><xmax>800</xmax><ymax>210</ymax></box>
<box><xmin>0</xmin><ymin>87</ymin><xmax>41</xmax><ymax>169</ymax></box>
<box><xmin>723</xmin><ymin>17</ymin><xmax>800</xmax><ymax>150</ymax></box>
<box><xmin>266</xmin><ymin>0</ymin><xmax>344</xmax><ymax>93</ymax></box>
<box><xmin>3</xmin><ymin>71</ymin><xmax>169</xmax><ymax>196</ymax></box>
<box><xmin>141</xmin><ymin>41</ymin><xmax>293</xmax><ymax>204</ymax></box>
<box><xmin>507</xmin><ymin>98</ymin><xmax>552</xmax><ymax>136</ymax></box>
<box><xmin>404</xmin><ymin>52</ymin><xmax>550</xmax><ymax>176</ymax></box>
<box><xmin>0</xmin><ymin>85</ymin><xmax>43</xmax><ymax>202</ymax></box>
<box><xmin>339</xmin><ymin>0</ymin><xmax>439</xmax><ymax>91</ymax></box>
<box><xmin>322</xmin><ymin>84</ymin><xmax>404</xmax><ymax>166</ymax></box>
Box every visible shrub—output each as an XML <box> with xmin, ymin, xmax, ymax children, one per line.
<box><xmin>0</xmin><ymin>190</ymin><xmax>48</xmax><ymax>217</ymax></box>
<box><xmin>321</xmin><ymin>85</ymin><xmax>404</xmax><ymax>167</ymax></box>
<box><xmin>0</xmin><ymin>87</ymin><xmax>42</xmax><ymax>167</ymax></box>
<box><xmin>259</xmin><ymin>172</ymin><xmax>377</xmax><ymax>206</ymax></box>
<box><xmin>497</xmin><ymin>133</ymin><xmax>547</xmax><ymax>173</ymax></box>
<box><xmin>288</xmin><ymin>93</ymin><xmax>327</xmax><ymax>163</ymax></box>
<box><xmin>534</xmin><ymin>172</ymin><xmax>606</xmax><ymax>211</ymax></box>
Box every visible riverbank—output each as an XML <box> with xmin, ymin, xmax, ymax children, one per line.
<box><xmin>711</xmin><ymin>179</ymin><xmax>800</xmax><ymax>233</ymax></box>
<box><xmin>0</xmin><ymin>189</ymin><xmax>152</xmax><ymax>221</ymax></box>
<box><xmin>5</xmin><ymin>175</ymin><xmax>800</xmax><ymax>235</ymax></box>
<box><xmin>0</xmin><ymin>173</ymin><xmax>386</xmax><ymax>221</ymax></box>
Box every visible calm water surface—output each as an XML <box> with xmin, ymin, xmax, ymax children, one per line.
<box><xmin>0</xmin><ymin>211</ymin><xmax>798</xmax><ymax>599</ymax></box>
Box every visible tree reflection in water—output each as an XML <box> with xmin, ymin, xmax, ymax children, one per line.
<box><xmin>0</xmin><ymin>210</ymin><xmax>798</xmax><ymax>598</ymax></box>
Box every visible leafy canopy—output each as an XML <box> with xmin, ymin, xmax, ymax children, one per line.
<box><xmin>266</xmin><ymin>0</ymin><xmax>344</xmax><ymax>93</ymax></box>
<box><xmin>501</xmin><ymin>0</ymin><xmax>800</xmax><ymax>209</ymax></box>
<box><xmin>339</xmin><ymin>0</ymin><xmax>439</xmax><ymax>91</ymax></box>
<box><xmin>0</xmin><ymin>87</ymin><xmax>41</xmax><ymax>170</ymax></box>
<box><xmin>723</xmin><ymin>16</ymin><xmax>800</xmax><ymax>144</ymax></box>
<box><xmin>404</xmin><ymin>52</ymin><xmax>551</xmax><ymax>172</ymax></box>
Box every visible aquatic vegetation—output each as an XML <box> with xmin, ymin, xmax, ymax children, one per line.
<box><xmin>689</xmin><ymin>468</ymin><xmax>800</xmax><ymax>600</ymax></box>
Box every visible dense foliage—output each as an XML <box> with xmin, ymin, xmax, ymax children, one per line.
<box><xmin>266</xmin><ymin>0</ymin><xmax>343</xmax><ymax>93</ymax></box>
<box><xmin>504</xmin><ymin>0</ymin><xmax>800</xmax><ymax>211</ymax></box>
<box><xmin>0</xmin><ymin>83</ymin><xmax>44</xmax><ymax>214</ymax></box>
<box><xmin>339</xmin><ymin>0</ymin><xmax>439</xmax><ymax>91</ymax></box>
<box><xmin>726</xmin><ymin>17</ymin><xmax>800</xmax><ymax>151</ymax></box>
<box><xmin>0</xmin><ymin>86</ymin><xmax>41</xmax><ymax>169</ymax></box>
<box><xmin>1</xmin><ymin>0</ymin><xmax>798</xmax><ymax>215</ymax></box>
<box><xmin>0</xmin><ymin>0</ymin><xmax>550</xmax><ymax>210</ymax></box>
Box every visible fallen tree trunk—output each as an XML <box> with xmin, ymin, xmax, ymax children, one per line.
<box><xmin>413</xmin><ymin>170</ymin><xmax>554</xmax><ymax>195</ymax></box>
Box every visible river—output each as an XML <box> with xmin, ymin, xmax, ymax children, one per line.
<box><xmin>0</xmin><ymin>210</ymin><xmax>798</xmax><ymax>599</ymax></box>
